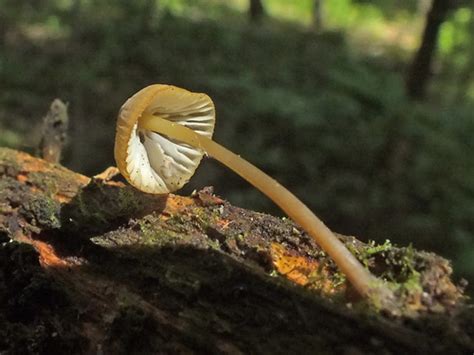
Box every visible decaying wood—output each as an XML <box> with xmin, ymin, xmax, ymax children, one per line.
<box><xmin>0</xmin><ymin>147</ymin><xmax>472</xmax><ymax>354</ymax></box>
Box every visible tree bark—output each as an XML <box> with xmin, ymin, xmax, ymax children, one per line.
<box><xmin>406</xmin><ymin>0</ymin><xmax>454</xmax><ymax>100</ymax></box>
<box><xmin>249</xmin><ymin>0</ymin><xmax>265</xmax><ymax>23</ymax></box>
<box><xmin>312</xmin><ymin>0</ymin><xmax>324</xmax><ymax>32</ymax></box>
<box><xmin>0</xmin><ymin>147</ymin><xmax>472</xmax><ymax>354</ymax></box>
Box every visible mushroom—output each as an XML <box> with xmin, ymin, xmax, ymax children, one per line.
<box><xmin>114</xmin><ymin>84</ymin><xmax>389</xmax><ymax>300</ymax></box>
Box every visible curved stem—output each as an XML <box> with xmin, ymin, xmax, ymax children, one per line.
<box><xmin>139</xmin><ymin>114</ymin><xmax>378</xmax><ymax>297</ymax></box>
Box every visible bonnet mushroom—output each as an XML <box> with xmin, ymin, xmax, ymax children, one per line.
<box><xmin>114</xmin><ymin>84</ymin><xmax>389</xmax><ymax>300</ymax></box>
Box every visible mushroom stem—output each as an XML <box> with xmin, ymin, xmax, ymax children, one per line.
<box><xmin>139</xmin><ymin>113</ymin><xmax>380</xmax><ymax>297</ymax></box>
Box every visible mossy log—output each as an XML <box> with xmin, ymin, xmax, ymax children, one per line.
<box><xmin>0</xmin><ymin>147</ymin><xmax>472</xmax><ymax>354</ymax></box>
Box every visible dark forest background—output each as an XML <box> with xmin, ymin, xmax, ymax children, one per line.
<box><xmin>1</xmin><ymin>0</ymin><xmax>473</xmax><ymax>291</ymax></box>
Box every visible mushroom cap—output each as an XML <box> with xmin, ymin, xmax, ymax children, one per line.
<box><xmin>114</xmin><ymin>84</ymin><xmax>215</xmax><ymax>194</ymax></box>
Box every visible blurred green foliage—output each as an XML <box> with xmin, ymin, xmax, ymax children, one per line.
<box><xmin>0</xmin><ymin>0</ymin><xmax>473</xmax><ymax>286</ymax></box>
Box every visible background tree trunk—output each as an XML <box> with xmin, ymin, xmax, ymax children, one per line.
<box><xmin>249</xmin><ymin>0</ymin><xmax>265</xmax><ymax>23</ymax></box>
<box><xmin>406</xmin><ymin>0</ymin><xmax>454</xmax><ymax>100</ymax></box>
<box><xmin>312</xmin><ymin>0</ymin><xmax>324</xmax><ymax>32</ymax></box>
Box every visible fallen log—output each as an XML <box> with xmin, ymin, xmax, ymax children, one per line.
<box><xmin>0</xmin><ymin>147</ymin><xmax>472</xmax><ymax>354</ymax></box>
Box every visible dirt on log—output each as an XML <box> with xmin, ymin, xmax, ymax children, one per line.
<box><xmin>0</xmin><ymin>147</ymin><xmax>472</xmax><ymax>354</ymax></box>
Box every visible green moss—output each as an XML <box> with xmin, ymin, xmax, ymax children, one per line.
<box><xmin>164</xmin><ymin>214</ymin><xmax>189</xmax><ymax>231</ymax></box>
<box><xmin>77</xmin><ymin>191</ymin><xmax>108</xmax><ymax>225</ymax></box>
<box><xmin>0</xmin><ymin>177</ymin><xmax>16</xmax><ymax>201</ymax></box>
<box><xmin>0</xmin><ymin>148</ymin><xmax>21</xmax><ymax>175</ymax></box>
<box><xmin>345</xmin><ymin>238</ymin><xmax>428</xmax><ymax>314</ymax></box>
<box><xmin>361</xmin><ymin>240</ymin><xmax>422</xmax><ymax>285</ymax></box>
<box><xmin>19</xmin><ymin>196</ymin><xmax>61</xmax><ymax>229</ymax></box>
<box><xmin>397</xmin><ymin>269</ymin><xmax>422</xmax><ymax>293</ymax></box>
<box><xmin>387</xmin><ymin>245</ymin><xmax>423</xmax><ymax>296</ymax></box>
<box><xmin>397</xmin><ymin>245</ymin><xmax>418</xmax><ymax>277</ymax></box>
<box><xmin>330</xmin><ymin>270</ymin><xmax>347</xmax><ymax>288</ymax></box>
<box><xmin>27</xmin><ymin>172</ymin><xmax>59</xmax><ymax>197</ymax></box>
<box><xmin>137</xmin><ymin>219</ymin><xmax>155</xmax><ymax>241</ymax></box>
<box><xmin>117</xmin><ymin>187</ymin><xmax>143</xmax><ymax>213</ymax></box>
<box><xmin>189</xmin><ymin>206</ymin><xmax>222</xmax><ymax>230</ymax></box>
<box><xmin>207</xmin><ymin>238</ymin><xmax>221</xmax><ymax>250</ymax></box>
<box><xmin>138</xmin><ymin>219</ymin><xmax>181</xmax><ymax>246</ymax></box>
<box><xmin>61</xmin><ymin>182</ymin><xmax>158</xmax><ymax>234</ymax></box>
<box><xmin>348</xmin><ymin>239</ymin><xmax>393</xmax><ymax>268</ymax></box>
<box><xmin>237</xmin><ymin>233</ymin><xmax>246</xmax><ymax>241</ymax></box>
<box><xmin>365</xmin><ymin>239</ymin><xmax>393</xmax><ymax>256</ymax></box>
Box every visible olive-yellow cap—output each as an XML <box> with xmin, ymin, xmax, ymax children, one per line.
<box><xmin>114</xmin><ymin>84</ymin><xmax>215</xmax><ymax>193</ymax></box>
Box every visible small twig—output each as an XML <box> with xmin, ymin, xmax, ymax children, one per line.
<box><xmin>38</xmin><ymin>99</ymin><xmax>69</xmax><ymax>164</ymax></box>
